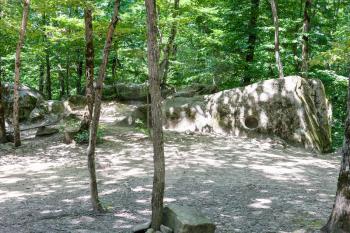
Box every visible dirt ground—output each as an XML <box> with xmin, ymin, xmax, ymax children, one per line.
<box><xmin>0</xmin><ymin>102</ymin><xmax>340</xmax><ymax>233</ymax></box>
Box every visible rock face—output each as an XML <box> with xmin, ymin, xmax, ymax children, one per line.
<box><xmin>162</xmin><ymin>204</ymin><xmax>216</xmax><ymax>233</ymax></box>
<box><xmin>103</xmin><ymin>83</ymin><xmax>149</xmax><ymax>102</ymax></box>
<box><xmin>163</xmin><ymin>76</ymin><xmax>332</xmax><ymax>153</ymax></box>
<box><xmin>2</xmin><ymin>83</ymin><xmax>43</xmax><ymax>122</ymax></box>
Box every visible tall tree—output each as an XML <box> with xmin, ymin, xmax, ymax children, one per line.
<box><xmin>270</xmin><ymin>0</ymin><xmax>284</xmax><ymax>78</ymax></box>
<box><xmin>242</xmin><ymin>0</ymin><xmax>260</xmax><ymax>85</ymax></box>
<box><xmin>0</xmin><ymin>56</ymin><xmax>6</xmax><ymax>143</ymax></box>
<box><xmin>85</xmin><ymin>8</ymin><xmax>94</xmax><ymax>124</ymax></box>
<box><xmin>86</xmin><ymin>0</ymin><xmax>120</xmax><ymax>212</ymax></box>
<box><xmin>39</xmin><ymin>63</ymin><xmax>44</xmax><ymax>93</ymax></box>
<box><xmin>76</xmin><ymin>57</ymin><xmax>83</xmax><ymax>95</ymax></box>
<box><xmin>159</xmin><ymin>0</ymin><xmax>180</xmax><ymax>88</ymax></box>
<box><xmin>301</xmin><ymin>0</ymin><xmax>311</xmax><ymax>78</ymax></box>
<box><xmin>145</xmin><ymin>0</ymin><xmax>166</xmax><ymax>230</ymax></box>
<box><xmin>321</xmin><ymin>71</ymin><xmax>350</xmax><ymax>232</ymax></box>
<box><xmin>13</xmin><ymin>0</ymin><xmax>30</xmax><ymax>147</ymax></box>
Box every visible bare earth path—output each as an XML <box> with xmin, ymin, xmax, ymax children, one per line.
<box><xmin>0</xmin><ymin>103</ymin><xmax>340</xmax><ymax>233</ymax></box>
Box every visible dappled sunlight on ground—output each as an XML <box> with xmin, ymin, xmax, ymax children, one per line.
<box><xmin>0</xmin><ymin>104</ymin><xmax>341</xmax><ymax>233</ymax></box>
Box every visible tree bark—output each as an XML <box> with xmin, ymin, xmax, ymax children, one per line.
<box><xmin>59</xmin><ymin>70</ymin><xmax>65</xmax><ymax>99</ymax></box>
<box><xmin>242</xmin><ymin>0</ymin><xmax>260</xmax><ymax>85</ymax></box>
<box><xmin>86</xmin><ymin>0</ymin><xmax>120</xmax><ymax>212</ymax></box>
<box><xmin>13</xmin><ymin>0</ymin><xmax>30</xmax><ymax>147</ymax></box>
<box><xmin>0</xmin><ymin>56</ymin><xmax>6</xmax><ymax>143</ymax></box>
<box><xmin>66</xmin><ymin>56</ymin><xmax>70</xmax><ymax>96</ymax></box>
<box><xmin>159</xmin><ymin>0</ymin><xmax>179</xmax><ymax>88</ymax></box>
<box><xmin>301</xmin><ymin>0</ymin><xmax>311</xmax><ymax>78</ymax></box>
<box><xmin>321</xmin><ymin>71</ymin><xmax>350</xmax><ymax>232</ymax></box>
<box><xmin>270</xmin><ymin>0</ymin><xmax>284</xmax><ymax>79</ymax></box>
<box><xmin>76</xmin><ymin>58</ymin><xmax>83</xmax><ymax>95</ymax></box>
<box><xmin>145</xmin><ymin>0</ymin><xmax>166</xmax><ymax>230</ymax></box>
<box><xmin>39</xmin><ymin>62</ymin><xmax>44</xmax><ymax>93</ymax></box>
<box><xmin>45</xmin><ymin>48</ymin><xmax>51</xmax><ymax>100</ymax></box>
<box><xmin>85</xmin><ymin>8</ymin><xmax>95</xmax><ymax>125</ymax></box>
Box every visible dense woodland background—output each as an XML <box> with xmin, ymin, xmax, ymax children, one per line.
<box><xmin>0</xmin><ymin>0</ymin><xmax>349</xmax><ymax>149</ymax></box>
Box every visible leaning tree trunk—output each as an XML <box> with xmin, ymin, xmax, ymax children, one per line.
<box><xmin>13</xmin><ymin>0</ymin><xmax>30</xmax><ymax>147</ymax></box>
<box><xmin>145</xmin><ymin>0</ymin><xmax>166</xmax><ymax>230</ymax></box>
<box><xmin>242</xmin><ymin>0</ymin><xmax>260</xmax><ymax>85</ymax></box>
<box><xmin>0</xmin><ymin>63</ymin><xmax>6</xmax><ymax>143</ymax></box>
<box><xmin>321</xmin><ymin>72</ymin><xmax>350</xmax><ymax>232</ymax></box>
<box><xmin>301</xmin><ymin>0</ymin><xmax>311</xmax><ymax>78</ymax></box>
<box><xmin>85</xmin><ymin>8</ymin><xmax>95</xmax><ymax>125</ymax></box>
<box><xmin>270</xmin><ymin>0</ymin><xmax>284</xmax><ymax>79</ymax></box>
<box><xmin>159</xmin><ymin>0</ymin><xmax>179</xmax><ymax>88</ymax></box>
<box><xmin>86</xmin><ymin>0</ymin><xmax>120</xmax><ymax>212</ymax></box>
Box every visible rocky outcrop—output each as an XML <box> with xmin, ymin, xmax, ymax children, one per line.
<box><xmin>124</xmin><ymin>76</ymin><xmax>332</xmax><ymax>153</ymax></box>
<box><xmin>103</xmin><ymin>83</ymin><xmax>149</xmax><ymax>102</ymax></box>
<box><xmin>2</xmin><ymin>83</ymin><xmax>43</xmax><ymax>122</ymax></box>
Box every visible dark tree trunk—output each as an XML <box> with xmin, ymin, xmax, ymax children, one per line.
<box><xmin>301</xmin><ymin>0</ymin><xmax>311</xmax><ymax>78</ymax></box>
<box><xmin>145</xmin><ymin>0</ymin><xmax>166</xmax><ymax>230</ymax></box>
<box><xmin>270</xmin><ymin>0</ymin><xmax>284</xmax><ymax>78</ymax></box>
<box><xmin>45</xmin><ymin>49</ymin><xmax>51</xmax><ymax>100</ymax></box>
<box><xmin>13</xmin><ymin>0</ymin><xmax>30</xmax><ymax>147</ymax></box>
<box><xmin>242</xmin><ymin>0</ymin><xmax>260</xmax><ymax>85</ymax></box>
<box><xmin>111</xmin><ymin>56</ymin><xmax>117</xmax><ymax>80</ymax></box>
<box><xmin>39</xmin><ymin>63</ymin><xmax>44</xmax><ymax>93</ymax></box>
<box><xmin>59</xmin><ymin>71</ymin><xmax>65</xmax><ymax>99</ymax></box>
<box><xmin>76</xmin><ymin>58</ymin><xmax>83</xmax><ymax>95</ymax></box>
<box><xmin>159</xmin><ymin>0</ymin><xmax>179</xmax><ymax>88</ymax></box>
<box><xmin>66</xmin><ymin>57</ymin><xmax>70</xmax><ymax>96</ymax></box>
<box><xmin>85</xmin><ymin>8</ymin><xmax>95</xmax><ymax>125</ymax></box>
<box><xmin>321</xmin><ymin>72</ymin><xmax>350</xmax><ymax>233</ymax></box>
<box><xmin>0</xmin><ymin>57</ymin><xmax>6</xmax><ymax>143</ymax></box>
<box><xmin>86</xmin><ymin>0</ymin><xmax>120</xmax><ymax>212</ymax></box>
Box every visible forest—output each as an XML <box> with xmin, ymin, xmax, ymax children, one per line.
<box><xmin>0</xmin><ymin>0</ymin><xmax>350</xmax><ymax>232</ymax></box>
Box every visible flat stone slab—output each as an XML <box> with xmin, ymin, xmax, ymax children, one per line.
<box><xmin>35</xmin><ymin>126</ymin><xmax>59</xmax><ymax>137</ymax></box>
<box><xmin>163</xmin><ymin>204</ymin><xmax>216</xmax><ymax>233</ymax></box>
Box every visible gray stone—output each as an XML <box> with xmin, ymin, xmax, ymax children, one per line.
<box><xmin>35</xmin><ymin>126</ymin><xmax>59</xmax><ymax>137</ymax></box>
<box><xmin>160</xmin><ymin>224</ymin><xmax>173</xmax><ymax>233</ymax></box>
<box><xmin>145</xmin><ymin>229</ymin><xmax>155</xmax><ymax>233</ymax></box>
<box><xmin>132</xmin><ymin>220</ymin><xmax>151</xmax><ymax>233</ymax></box>
<box><xmin>67</xmin><ymin>95</ymin><xmax>87</xmax><ymax>110</ymax></box>
<box><xmin>162</xmin><ymin>204</ymin><xmax>216</xmax><ymax>233</ymax></box>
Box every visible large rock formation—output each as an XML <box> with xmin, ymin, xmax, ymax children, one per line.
<box><xmin>124</xmin><ymin>76</ymin><xmax>332</xmax><ymax>153</ymax></box>
<box><xmin>2</xmin><ymin>83</ymin><xmax>43</xmax><ymax>122</ymax></box>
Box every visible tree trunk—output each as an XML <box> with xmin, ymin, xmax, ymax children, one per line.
<box><xmin>242</xmin><ymin>0</ymin><xmax>260</xmax><ymax>85</ymax></box>
<box><xmin>13</xmin><ymin>0</ymin><xmax>30</xmax><ymax>147</ymax></box>
<box><xmin>159</xmin><ymin>0</ymin><xmax>179</xmax><ymax>88</ymax></box>
<box><xmin>270</xmin><ymin>0</ymin><xmax>284</xmax><ymax>79</ymax></box>
<box><xmin>66</xmin><ymin>56</ymin><xmax>70</xmax><ymax>96</ymax></box>
<box><xmin>85</xmin><ymin>8</ymin><xmax>95</xmax><ymax>125</ymax></box>
<box><xmin>321</xmin><ymin>72</ymin><xmax>350</xmax><ymax>232</ymax></box>
<box><xmin>145</xmin><ymin>0</ymin><xmax>166</xmax><ymax>230</ymax></box>
<box><xmin>301</xmin><ymin>0</ymin><xmax>311</xmax><ymax>78</ymax></box>
<box><xmin>0</xmin><ymin>56</ymin><xmax>6</xmax><ymax>143</ymax></box>
<box><xmin>86</xmin><ymin>0</ymin><xmax>120</xmax><ymax>212</ymax></box>
<box><xmin>39</xmin><ymin>62</ymin><xmax>44</xmax><ymax>93</ymax></box>
<box><xmin>45</xmin><ymin>48</ymin><xmax>51</xmax><ymax>100</ymax></box>
<box><xmin>111</xmin><ymin>56</ymin><xmax>117</xmax><ymax>80</ymax></box>
<box><xmin>59</xmin><ymin>71</ymin><xmax>65</xmax><ymax>100</ymax></box>
<box><xmin>76</xmin><ymin>58</ymin><xmax>83</xmax><ymax>95</ymax></box>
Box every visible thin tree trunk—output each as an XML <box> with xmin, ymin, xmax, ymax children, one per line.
<box><xmin>13</xmin><ymin>0</ymin><xmax>30</xmax><ymax>147</ymax></box>
<box><xmin>76</xmin><ymin>58</ymin><xmax>83</xmax><ymax>95</ymax></box>
<box><xmin>159</xmin><ymin>0</ymin><xmax>179</xmax><ymax>88</ymax></box>
<box><xmin>0</xmin><ymin>56</ymin><xmax>6</xmax><ymax>143</ymax></box>
<box><xmin>270</xmin><ymin>0</ymin><xmax>284</xmax><ymax>78</ymax></box>
<box><xmin>145</xmin><ymin>0</ymin><xmax>165</xmax><ymax>230</ymax></box>
<box><xmin>86</xmin><ymin>0</ymin><xmax>120</xmax><ymax>212</ymax></box>
<box><xmin>111</xmin><ymin>56</ymin><xmax>117</xmax><ymax>80</ymax></box>
<box><xmin>59</xmin><ymin>70</ymin><xmax>65</xmax><ymax>99</ymax></box>
<box><xmin>321</xmin><ymin>71</ymin><xmax>350</xmax><ymax>232</ymax></box>
<box><xmin>242</xmin><ymin>0</ymin><xmax>260</xmax><ymax>85</ymax></box>
<box><xmin>66</xmin><ymin>56</ymin><xmax>70</xmax><ymax>96</ymax></box>
<box><xmin>301</xmin><ymin>0</ymin><xmax>311</xmax><ymax>78</ymax></box>
<box><xmin>85</xmin><ymin>8</ymin><xmax>94</xmax><ymax>124</ymax></box>
<box><xmin>39</xmin><ymin>62</ymin><xmax>44</xmax><ymax>93</ymax></box>
<box><xmin>45</xmin><ymin>48</ymin><xmax>51</xmax><ymax>100</ymax></box>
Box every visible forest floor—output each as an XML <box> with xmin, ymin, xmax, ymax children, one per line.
<box><xmin>0</xmin><ymin>102</ymin><xmax>340</xmax><ymax>233</ymax></box>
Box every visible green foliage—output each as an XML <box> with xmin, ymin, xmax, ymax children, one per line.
<box><xmin>74</xmin><ymin>127</ymin><xmax>104</xmax><ymax>144</ymax></box>
<box><xmin>135</xmin><ymin>118</ymin><xmax>149</xmax><ymax>135</ymax></box>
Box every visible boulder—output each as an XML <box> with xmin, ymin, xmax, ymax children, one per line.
<box><xmin>173</xmin><ymin>84</ymin><xmax>218</xmax><ymax>98</ymax></box>
<box><xmin>132</xmin><ymin>221</ymin><xmax>151</xmax><ymax>233</ymax></box>
<box><xmin>2</xmin><ymin>83</ymin><xmax>43</xmax><ymax>122</ymax></box>
<box><xmin>35</xmin><ymin>126</ymin><xmax>59</xmax><ymax>137</ymax></box>
<box><xmin>102</xmin><ymin>83</ymin><xmax>149</xmax><ymax>102</ymax></box>
<box><xmin>62</xmin><ymin>114</ymin><xmax>89</xmax><ymax>144</ymax></box>
<box><xmin>123</xmin><ymin>76</ymin><xmax>332</xmax><ymax>153</ymax></box>
<box><xmin>67</xmin><ymin>95</ymin><xmax>87</xmax><ymax>110</ymax></box>
<box><xmin>162</xmin><ymin>204</ymin><xmax>216</xmax><ymax>233</ymax></box>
